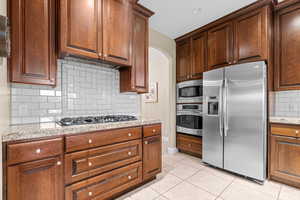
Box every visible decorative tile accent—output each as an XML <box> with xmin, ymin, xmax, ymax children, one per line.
<box><xmin>10</xmin><ymin>59</ymin><xmax>140</xmax><ymax>125</ymax></box>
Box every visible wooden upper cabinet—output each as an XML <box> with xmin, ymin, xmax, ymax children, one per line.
<box><xmin>207</xmin><ymin>22</ymin><xmax>233</xmax><ymax>70</ymax></box>
<box><xmin>191</xmin><ymin>32</ymin><xmax>207</xmax><ymax>79</ymax></box>
<box><xmin>132</xmin><ymin>9</ymin><xmax>149</xmax><ymax>93</ymax></box>
<box><xmin>176</xmin><ymin>39</ymin><xmax>191</xmax><ymax>82</ymax></box>
<box><xmin>275</xmin><ymin>2</ymin><xmax>300</xmax><ymax>90</ymax></box>
<box><xmin>270</xmin><ymin>135</ymin><xmax>300</xmax><ymax>188</ymax></box>
<box><xmin>103</xmin><ymin>0</ymin><xmax>133</xmax><ymax>66</ymax></box>
<box><xmin>59</xmin><ymin>0</ymin><xmax>101</xmax><ymax>59</ymax></box>
<box><xmin>7</xmin><ymin>156</ymin><xmax>63</xmax><ymax>200</ymax></box>
<box><xmin>10</xmin><ymin>0</ymin><xmax>56</xmax><ymax>86</ymax></box>
<box><xmin>234</xmin><ymin>7</ymin><xmax>269</xmax><ymax>63</ymax></box>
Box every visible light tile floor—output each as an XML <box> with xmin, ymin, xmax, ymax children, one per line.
<box><xmin>117</xmin><ymin>152</ymin><xmax>300</xmax><ymax>200</ymax></box>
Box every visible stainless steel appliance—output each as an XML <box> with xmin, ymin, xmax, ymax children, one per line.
<box><xmin>176</xmin><ymin>104</ymin><xmax>203</xmax><ymax>136</ymax></box>
<box><xmin>203</xmin><ymin>61</ymin><xmax>267</xmax><ymax>182</ymax></box>
<box><xmin>58</xmin><ymin>115</ymin><xmax>137</xmax><ymax>126</ymax></box>
<box><xmin>177</xmin><ymin>80</ymin><xmax>203</xmax><ymax>104</ymax></box>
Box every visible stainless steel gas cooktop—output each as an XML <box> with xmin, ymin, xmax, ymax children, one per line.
<box><xmin>57</xmin><ymin>115</ymin><xmax>138</xmax><ymax>126</ymax></box>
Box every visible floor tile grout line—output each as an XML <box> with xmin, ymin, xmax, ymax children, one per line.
<box><xmin>276</xmin><ymin>185</ymin><xmax>283</xmax><ymax>200</ymax></box>
<box><xmin>215</xmin><ymin>177</ymin><xmax>236</xmax><ymax>200</ymax></box>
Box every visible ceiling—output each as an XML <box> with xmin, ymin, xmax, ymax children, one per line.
<box><xmin>139</xmin><ymin>0</ymin><xmax>257</xmax><ymax>39</ymax></box>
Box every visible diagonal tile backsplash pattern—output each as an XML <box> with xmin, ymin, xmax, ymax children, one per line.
<box><xmin>11</xmin><ymin>59</ymin><xmax>140</xmax><ymax>125</ymax></box>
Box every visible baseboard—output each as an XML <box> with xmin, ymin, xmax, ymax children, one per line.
<box><xmin>167</xmin><ymin>147</ymin><xmax>178</xmax><ymax>155</ymax></box>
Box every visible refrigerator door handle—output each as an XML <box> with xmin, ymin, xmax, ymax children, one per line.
<box><xmin>219</xmin><ymin>81</ymin><xmax>224</xmax><ymax>137</ymax></box>
<box><xmin>224</xmin><ymin>79</ymin><xmax>229</xmax><ymax>137</ymax></box>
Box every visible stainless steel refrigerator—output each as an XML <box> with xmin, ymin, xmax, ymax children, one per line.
<box><xmin>203</xmin><ymin>61</ymin><xmax>267</xmax><ymax>182</ymax></box>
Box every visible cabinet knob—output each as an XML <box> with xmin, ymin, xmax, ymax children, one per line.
<box><xmin>188</xmin><ymin>144</ymin><xmax>192</xmax><ymax>147</ymax></box>
<box><xmin>57</xmin><ymin>161</ymin><xmax>62</xmax><ymax>166</ymax></box>
<box><xmin>88</xmin><ymin>162</ymin><xmax>92</xmax><ymax>167</ymax></box>
<box><xmin>152</xmin><ymin>129</ymin><xmax>156</xmax><ymax>133</ymax></box>
<box><xmin>36</xmin><ymin>149</ymin><xmax>41</xmax><ymax>154</ymax></box>
<box><xmin>128</xmin><ymin>152</ymin><xmax>132</xmax><ymax>156</ymax></box>
<box><xmin>128</xmin><ymin>133</ymin><xmax>132</xmax><ymax>137</ymax></box>
<box><xmin>144</xmin><ymin>141</ymin><xmax>148</xmax><ymax>145</ymax></box>
<box><xmin>88</xmin><ymin>192</ymin><xmax>93</xmax><ymax>196</ymax></box>
<box><xmin>296</xmin><ymin>130</ymin><xmax>299</xmax><ymax>134</ymax></box>
<box><xmin>88</xmin><ymin>139</ymin><xmax>92</xmax><ymax>144</ymax></box>
<box><xmin>128</xmin><ymin>176</ymin><xmax>132</xmax><ymax>180</ymax></box>
<box><xmin>104</xmin><ymin>54</ymin><xmax>108</xmax><ymax>58</ymax></box>
<box><xmin>98</xmin><ymin>53</ymin><xmax>102</xmax><ymax>57</ymax></box>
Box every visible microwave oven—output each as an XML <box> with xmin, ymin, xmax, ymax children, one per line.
<box><xmin>177</xmin><ymin>80</ymin><xmax>203</xmax><ymax>104</ymax></box>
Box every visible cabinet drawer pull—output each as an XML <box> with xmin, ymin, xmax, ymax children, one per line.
<box><xmin>128</xmin><ymin>152</ymin><xmax>132</xmax><ymax>156</ymax></box>
<box><xmin>144</xmin><ymin>141</ymin><xmax>148</xmax><ymax>145</ymax></box>
<box><xmin>128</xmin><ymin>176</ymin><xmax>132</xmax><ymax>180</ymax></box>
<box><xmin>57</xmin><ymin>161</ymin><xmax>62</xmax><ymax>166</ymax></box>
<box><xmin>88</xmin><ymin>192</ymin><xmax>93</xmax><ymax>196</ymax></box>
<box><xmin>128</xmin><ymin>133</ymin><xmax>132</xmax><ymax>137</ymax></box>
<box><xmin>36</xmin><ymin>149</ymin><xmax>41</xmax><ymax>154</ymax></box>
<box><xmin>88</xmin><ymin>139</ymin><xmax>92</xmax><ymax>144</ymax></box>
<box><xmin>88</xmin><ymin>162</ymin><xmax>92</xmax><ymax>167</ymax></box>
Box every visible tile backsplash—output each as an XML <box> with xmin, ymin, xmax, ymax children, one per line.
<box><xmin>11</xmin><ymin>59</ymin><xmax>140</xmax><ymax>125</ymax></box>
<box><xmin>272</xmin><ymin>90</ymin><xmax>300</xmax><ymax>117</ymax></box>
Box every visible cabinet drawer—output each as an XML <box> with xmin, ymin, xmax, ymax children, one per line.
<box><xmin>143</xmin><ymin>124</ymin><xmax>161</xmax><ymax>137</ymax></box>
<box><xmin>65</xmin><ymin>162</ymin><xmax>142</xmax><ymax>200</ymax></box>
<box><xmin>271</xmin><ymin>124</ymin><xmax>300</xmax><ymax>138</ymax></box>
<box><xmin>65</xmin><ymin>127</ymin><xmax>142</xmax><ymax>152</ymax></box>
<box><xmin>7</xmin><ymin>138</ymin><xmax>63</xmax><ymax>165</ymax></box>
<box><xmin>177</xmin><ymin>134</ymin><xmax>202</xmax><ymax>156</ymax></box>
<box><xmin>65</xmin><ymin>140</ymin><xmax>142</xmax><ymax>184</ymax></box>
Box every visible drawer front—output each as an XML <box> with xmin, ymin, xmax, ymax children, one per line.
<box><xmin>65</xmin><ymin>127</ymin><xmax>142</xmax><ymax>152</ymax></box>
<box><xmin>271</xmin><ymin>124</ymin><xmax>300</xmax><ymax>138</ymax></box>
<box><xmin>177</xmin><ymin>134</ymin><xmax>202</xmax><ymax>155</ymax></box>
<box><xmin>65</xmin><ymin>140</ymin><xmax>142</xmax><ymax>184</ymax></box>
<box><xmin>143</xmin><ymin>124</ymin><xmax>161</xmax><ymax>138</ymax></box>
<box><xmin>65</xmin><ymin>162</ymin><xmax>142</xmax><ymax>200</ymax></box>
<box><xmin>7</xmin><ymin>138</ymin><xmax>63</xmax><ymax>165</ymax></box>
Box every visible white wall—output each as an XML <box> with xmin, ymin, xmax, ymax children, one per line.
<box><xmin>141</xmin><ymin>29</ymin><xmax>176</xmax><ymax>153</ymax></box>
<box><xmin>0</xmin><ymin>0</ymin><xmax>9</xmax><ymax>199</ymax></box>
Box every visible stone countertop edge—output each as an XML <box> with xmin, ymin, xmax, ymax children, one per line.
<box><xmin>2</xmin><ymin>119</ymin><xmax>161</xmax><ymax>143</ymax></box>
<box><xmin>269</xmin><ymin>117</ymin><xmax>300</xmax><ymax>125</ymax></box>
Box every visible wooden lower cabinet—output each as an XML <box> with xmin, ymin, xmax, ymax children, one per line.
<box><xmin>270</xmin><ymin>135</ymin><xmax>300</xmax><ymax>188</ymax></box>
<box><xmin>5</xmin><ymin>125</ymin><xmax>162</xmax><ymax>200</ymax></box>
<box><xmin>65</xmin><ymin>140</ymin><xmax>142</xmax><ymax>184</ymax></box>
<box><xmin>177</xmin><ymin>133</ymin><xmax>202</xmax><ymax>157</ymax></box>
<box><xmin>7</xmin><ymin>156</ymin><xmax>63</xmax><ymax>200</ymax></box>
<box><xmin>65</xmin><ymin>162</ymin><xmax>142</xmax><ymax>200</ymax></box>
<box><xmin>143</xmin><ymin>135</ymin><xmax>162</xmax><ymax>180</ymax></box>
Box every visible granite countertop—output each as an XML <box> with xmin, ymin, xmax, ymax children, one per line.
<box><xmin>2</xmin><ymin>119</ymin><xmax>161</xmax><ymax>142</ymax></box>
<box><xmin>269</xmin><ymin>117</ymin><xmax>300</xmax><ymax>125</ymax></box>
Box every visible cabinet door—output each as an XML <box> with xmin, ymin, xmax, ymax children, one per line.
<box><xmin>234</xmin><ymin>7</ymin><xmax>268</xmax><ymax>63</ymax></box>
<box><xmin>275</xmin><ymin>3</ymin><xmax>300</xmax><ymax>90</ymax></box>
<box><xmin>132</xmin><ymin>10</ymin><xmax>149</xmax><ymax>93</ymax></box>
<box><xmin>207</xmin><ymin>22</ymin><xmax>233</xmax><ymax>70</ymax></box>
<box><xmin>59</xmin><ymin>0</ymin><xmax>101</xmax><ymax>59</ymax></box>
<box><xmin>176</xmin><ymin>39</ymin><xmax>191</xmax><ymax>82</ymax></box>
<box><xmin>7</xmin><ymin>156</ymin><xmax>63</xmax><ymax>200</ymax></box>
<box><xmin>191</xmin><ymin>32</ymin><xmax>207</xmax><ymax>79</ymax></box>
<box><xmin>143</xmin><ymin>135</ymin><xmax>162</xmax><ymax>180</ymax></box>
<box><xmin>103</xmin><ymin>0</ymin><xmax>132</xmax><ymax>66</ymax></box>
<box><xmin>65</xmin><ymin>162</ymin><xmax>142</xmax><ymax>200</ymax></box>
<box><xmin>270</xmin><ymin>135</ymin><xmax>300</xmax><ymax>187</ymax></box>
<box><xmin>10</xmin><ymin>0</ymin><xmax>56</xmax><ymax>85</ymax></box>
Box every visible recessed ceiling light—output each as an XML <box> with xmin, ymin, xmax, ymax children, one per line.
<box><xmin>193</xmin><ymin>8</ymin><xmax>202</xmax><ymax>14</ymax></box>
